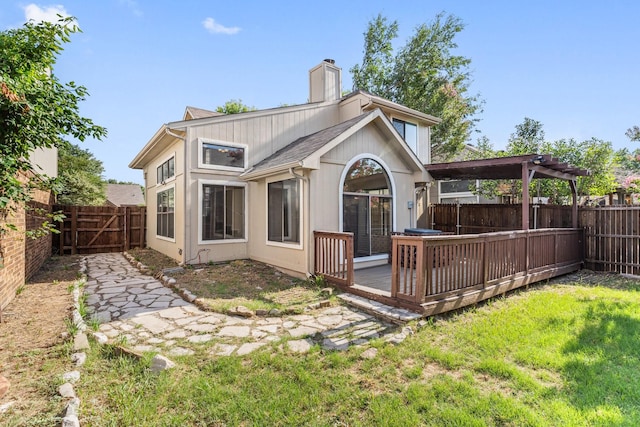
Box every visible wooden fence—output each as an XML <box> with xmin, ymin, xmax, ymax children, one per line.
<box><xmin>391</xmin><ymin>228</ymin><xmax>583</xmax><ymax>313</ymax></box>
<box><xmin>54</xmin><ymin>205</ymin><xmax>146</xmax><ymax>255</ymax></box>
<box><xmin>429</xmin><ymin>203</ymin><xmax>574</xmax><ymax>234</ymax></box>
<box><xmin>429</xmin><ymin>203</ymin><xmax>640</xmax><ymax>275</ymax></box>
<box><xmin>581</xmin><ymin>206</ymin><xmax>640</xmax><ymax>275</ymax></box>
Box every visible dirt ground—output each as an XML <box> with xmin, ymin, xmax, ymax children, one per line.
<box><xmin>0</xmin><ymin>255</ymin><xmax>81</xmax><ymax>423</ymax></box>
<box><xmin>127</xmin><ymin>248</ymin><xmax>327</xmax><ymax>313</ymax></box>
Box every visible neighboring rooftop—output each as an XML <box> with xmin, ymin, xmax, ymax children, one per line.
<box><xmin>183</xmin><ymin>106</ymin><xmax>224</xmax><ymax>120</ymax></box>
<box><xmin>105</xmin><ymin>183</ymin><xmax>145</xmax><ymax>207</ymax></box>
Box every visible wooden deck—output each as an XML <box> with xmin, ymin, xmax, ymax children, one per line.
<box><xmin>315</xmin><ymin>228</ymin><xmax>584</xmax><ymax>316</ymax></box>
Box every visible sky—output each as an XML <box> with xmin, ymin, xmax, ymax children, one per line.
<box><xmin>2</xmin><ymin>1</ymin><xmax>639</xmax><ymax>184</ymax></box>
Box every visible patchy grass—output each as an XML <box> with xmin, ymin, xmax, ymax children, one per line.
<box><xmin>127</xmin><ymin>248</ymin><xmax>331</xmax><ymax>313</ymax></box>
<box><xmin>0</xmin><ymin>256</ymin><xmax>80</xmax><ymax>426</ymax></box>
<box><xmin>76</xmin><ymin>271</ymin><xmax>640</xmax><ymax>426</ymax></box>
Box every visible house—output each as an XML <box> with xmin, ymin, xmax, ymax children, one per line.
<box><xmin>129</xmin><ymin>60</ymin><xmax>441</xmax><ymax>277</ymax></box>
<box><xmin>105</xmin><ymin>183</ymin><xmax>145</xmax><ymax>207</ymax></box>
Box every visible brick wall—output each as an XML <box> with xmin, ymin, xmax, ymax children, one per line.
<box><xmin>25</xmin><ymin>198</ymin><xmax>54</xmax><ymax>280</ymax></box>
<box><xmin>0</xmin><ymin>179</ymin><xmax>53</xmax><ymax>311</ymax></box>
<box><xmin>0</xmin><ymin>204</ymin><xmax>26</xmax><ymax>311</ymax></box>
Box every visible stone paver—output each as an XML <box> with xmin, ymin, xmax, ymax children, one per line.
<box><xmin>83</xmin><ymin>252</ymin><xmax>409</xmax><ymax>357</ymax></box>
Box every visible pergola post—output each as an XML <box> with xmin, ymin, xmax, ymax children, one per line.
<box><xmin>521</xmin><ymin>161</ymin><xmax>530</xmax><ymax>230</ymax></box>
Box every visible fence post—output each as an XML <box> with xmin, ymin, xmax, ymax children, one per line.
<box><xmin>124</xmin><ymin>207</ymin><xmax>129</xmax><ymax>251</ymax></box>
<box><xmin>70</xmin><ymin>206</ymin><xmax>78</xmax><ymax>255</ymax></box>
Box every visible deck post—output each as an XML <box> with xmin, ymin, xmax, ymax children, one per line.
<box><xmin>346</xmin><ymin>234</ymin><xmax>354</xmax><ymax>286</ymax></box>
<box><xmin>522</xmin><ymin>161</ymin><xmax>530</xmax><ymax>230</ymax></box>
<box><xmin>390</xmin><ymin>236</ymin><xmax>398</xmax><ymax>297</ymax></box>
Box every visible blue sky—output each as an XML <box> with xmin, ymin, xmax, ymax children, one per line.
<box><xmin>2</xmin><ymin>1</ymin><xmax>639</xmax><ymax>184</ymax></box>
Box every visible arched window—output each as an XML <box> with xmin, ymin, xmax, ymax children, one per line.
<box><xmin>343</xmin><ymin>159</ymin><xmax>393</xmax><ymax>258</ymax></box>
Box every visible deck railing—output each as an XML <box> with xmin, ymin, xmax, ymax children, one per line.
<box><xmin>391</xmin><ymin>228</ymin><xmax>583</xmax><ymax>304</ymax></box>
<box><xmin>314</xmin><ymin>231</ymin><xmax>354</xmax><ymax>287</ymax></box>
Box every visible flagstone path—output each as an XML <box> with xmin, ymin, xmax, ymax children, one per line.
<box><xmin>83</xmin><ymin>253</ymin><xmax>414</xmax><ymax>357</ymax></box>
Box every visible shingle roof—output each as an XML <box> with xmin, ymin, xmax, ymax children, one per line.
<box><xmin>105</xmin><ymin>184</ymin><xmax>145</xmax><ymax>206</ymax></box>
<box><xmin>248</xmin><ymin>112</ymin><xmax>371</xmax><ymax>174</ymax></box>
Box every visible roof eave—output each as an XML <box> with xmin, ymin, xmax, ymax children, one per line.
<box><xmin>240</xmin><ymin>161</ymin><xmax>312</xmax><ymax>181</ymax></box>
<box><xmin>129</xmin><ymin>125</ymin><xmax>167</xmax><ymax>169</ymax></box>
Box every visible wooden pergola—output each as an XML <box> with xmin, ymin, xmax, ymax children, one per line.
<box><xmin>425</xmin><ymin>154</ymin><xmax>590</xmax><ymax>230</ymax></box>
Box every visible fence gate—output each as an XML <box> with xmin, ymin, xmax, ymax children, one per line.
<box><xmin>53</xmin><ymin>205</ymin><xmax>146</xmax><ymax>255</ymax></box>
<box><xmin>581</xmin><ymin>206</ymin><xmax>640</xmax><ymax>275</ymax></box>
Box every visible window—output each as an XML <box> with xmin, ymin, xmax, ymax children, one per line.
<box><xmin>157</xmin><ymin>188</ymin><xmax>174</xmax><ymax>239</ymax></box>
<box><xmin>201</xmin><ymin>184</ymin><xmax>245</xmax><ymax>241</ymax></box>
<box><xmin>199</xmin><ymin>139</ymin><xmax>247</xmax><ymax>171</ymax></box>
<box><xmin>157</xmin><ymin>157</ymin><xmax>175</xmax><ymax>183</ymax></box>
<box><xmin>342</xmin><ymin>158</ymin><xmax>393</xmax><ymax>258</ymax></box>
<box><xmin>392</xmin><ymin>119</ymin><xmax>418</xmax><ymax>154</ymax></box>
<box><xmin>268</xmin><ymin>179</ymin><xmax>300</xmax><ymax>244</ymax></box>
<box><xmin>440</xmin><ymin>180</ymin><xmax>474</xmax><ymax>194</ymax></box>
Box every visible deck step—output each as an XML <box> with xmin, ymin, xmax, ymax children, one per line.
<box><xmin>337</xmin><ymin>294</ymin><xmax>422</xmax><ymax>324</ymax></box>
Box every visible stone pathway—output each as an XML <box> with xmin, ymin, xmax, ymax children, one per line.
<box><xmin>83</xmin><ymin>253</ymin><xmax>411</xmax><ymax>357</ymax></box>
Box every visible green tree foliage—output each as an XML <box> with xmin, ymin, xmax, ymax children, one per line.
<box><xmin>505</xmin><ymin>117</ymin><xmax>545</xmax><ymax>155</ymax></box>
<box><xmin>216</xmin><ymin>99</ymin><xmax>256</xmax><ymax>114</ymax></box>
<box><xmin>538</xmin><ymin>138</ymin><xmax>617</xmax><ymax>203</ymax></box>
<box><xmin>351</xmin><ymin>13</ymin><xmax>483</xmax><ymax>160</ymax></box>
<box><xmin>626</xmin><ymin>126</ymin><xmax>640</xmax><ymax>142</ymax></box>
<box><xmin>471</xmin><ymin>119</ymin><xmax>617</xmax><ymax>203</ymax></box>
<box><xmin>0</xmin><ymin>17</ymin><xmax>106</xmax><ymax>225</ymax></box>
<box><xmin>57</xmin><ymin>142</ymin><xmax>106</xmax><ymax>205</ymax></box>
<box><xmin>615</xmin><ymin>148</ymin><xmax>640</xmax><ymax>174</ymax></box>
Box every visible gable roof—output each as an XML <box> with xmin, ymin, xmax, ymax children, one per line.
<box><xmin>242</xmin><ymin>109</ymin><xmax>426</xmax><ymax>180</ymax></box>
<box><xmin>105</xmin><ymin>184</ymin><xmax>145</xmax><ymax>206</ymax></box>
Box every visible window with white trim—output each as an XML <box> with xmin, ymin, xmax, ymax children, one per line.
<box><xmin>268</xmin><ymin>179</ymin><xmax>300</xmax><ymax>244</ymax></box>
<box><xmin>198</xmin><ymin>139</ymin><xmax>247</xmax><ymax>171</ymax></box>
<box><xmin>157</xmin><ymin>188</ymin><xmax>174</xmax><ymax>239</ymax></box>
<box><xmin>157</xmin><ymin>157</ymin><xmax>175</xmax><ymax>184</ymax></box>
<box><xmin>201</xmin><ymin>183</ymin><xmax>245</xmax><ymax>241</ymax></box>
<box><xmin>392</xmin><ymin>118</ymin><xmax>418</xmax><ymax>154</ymax></box>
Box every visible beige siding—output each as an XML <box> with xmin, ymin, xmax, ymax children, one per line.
<box><xmin>29</xmin><ymin>147</ymin><xmax>58</xmax><ymax>178</ymax></box>
<box><xmin>184</xmin><ymin>170</ymin><xmax>249</xmax><ymax>264</ymax></box>
<box><xmin>308</xmin><ymin>124</ymin><xmax>424</xmax><ymax>271</ymax></box>
<box><xmin>247</xmin><ymin>174</ymin><xmax>309</xmax><ymax>277</ymax></box>
<box><xmin>187</xmin><ymin>104</ymin><xmax>339</xmax><ymax>172</ymax></box>
<box><xmin>144</xmin><ymin>138</ymin><xmax>185</xmax><ymax>263</ymax></box>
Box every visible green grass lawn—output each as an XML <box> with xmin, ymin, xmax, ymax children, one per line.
<box><xmin>77</xmin><ymin>275</ymin><xmax>640</xmax><ymax>426</ymax></box>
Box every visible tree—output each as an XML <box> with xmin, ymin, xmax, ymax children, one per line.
<box><xmin>216</xmin><ymin>99</ymin><xmax>256</xmax><ymax>114</ymax></box>
<box><xmin>0</xmin><ymin>17</ymin><xmax>106</xmax><ymax>228</ymax></box>
<box><xmin>57</xmin><ymin>142</ymin><xmax>106</xmax><ymax>205</ymax></box>
<box><xmin>505</xmin><ymin>117</ymin><xmax>545</xmax><ymax>155</ymax></box>
<box><xmin>537</xmin><ymin>138</ymin><xmax>617</xmax><ymax>203</ymax></box>
<box><xmin>626</xmin><ymin>126</ymin><xmax>640</xmax><ymax>142</ymax></box>
<box><xmin>351</xmin><ymin>13</ymin><xmax>483</xmax><ymax>160</ymax></box>
<box><xmin>470</xmin><ymin>119</ymin><xmax>617</xmax><ymax>204</ymax></box>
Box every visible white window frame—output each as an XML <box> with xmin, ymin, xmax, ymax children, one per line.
<box><xmin>339</xmin><ymin>154</ymin><xmax>396</xmax><ymax>264</ymax></box>
<box><xmin>198</xmin><ymin>179</ymin><xmax>248</xmax><ymax>245</ymax></box>
<box><xmin>266</xmin><ymin>176</ymin><xmax>303</xmax><ymax>250</ymax></box>
<box><xmin>197</xmin><ymin>138</ymin><xmax>248</xmax><ymax>172</ymax></box>
<box><xmin>156</xmin><ymin>152</ymin><xmax>176</xmax><ymax>185</ymax></box>
<box><xmin>156</xmin><ymin>184</ymin><xmax>176</xmax><ymax>242</ymax></box>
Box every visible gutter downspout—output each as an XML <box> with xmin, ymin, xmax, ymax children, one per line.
<box><xmin>289</xmin><ymin>166</ymin><xmax>311</xmax><ymax>276</ymax></box>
